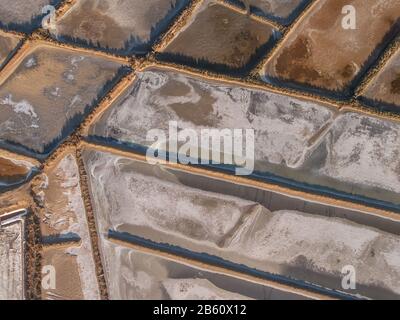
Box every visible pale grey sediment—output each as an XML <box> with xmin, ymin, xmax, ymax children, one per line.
<box><xmin>0</xmin><ymin>217</ymin><xmax>24</xmax><ymax>300</ymax></box>
<box><xmin>89</xmin><ymin>68</ymin><xmax>400</xmax><ymax>207</ymax></box>
<box><xmin>102</xmin><ymin>239</ymin><xmax>308</xmax><ymax>300</ymax></box>
<box><xmin>83</xmin><ymin>148</ymin><xmax>400</xmax><ymax>299</ymax></box>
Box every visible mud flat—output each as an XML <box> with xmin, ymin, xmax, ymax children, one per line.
<box><xmin>0</xmin><ymin>153</ymin><xmax>38</xmax><ymax>191</ymax></box>
<box><xmin>41</xmin><ymin>245</ymin><xmax>83</xmax><ymax>300</ymax></box>
<box><xmin>159</xmin><ymin>0</ymin><xmax>279</xmax><ymax>73</ymax></box>
<box><xmin>33</xmin><ymin>151</ymin><xmax>99</xmax><ymax>299</ymax></box>
<box><xmin>0</xmin><ymin>0</ymin><xmax>59</xmax><ymax>32</ymax></box>
<box><xmin>82</xmin><ymin>148</ymin><xmax>400</xmax><ymax>299</ymax></box>
<box><xmin>52</xmin><ymin>0</ymin><xmax>190</xmax><ymax>55</ymax></box>
<box><xmin>101</xmin><ymin>239</ymin><xmax>308</xmax><ymax>300</ymax></box>
<box><xmin>0</xmin><ymin>216</ymin><xmax>24</xmax><ymax>300</ymax></box>
<box><xmin>261</xmin><ymin>0</ymin><xmax>400</xmax><ymax>96</ymax></box>
<box><xmin>41</xmin><ymin>242</ymin><xmax>99</xmax><ymax>300</ymax></box>
<box><xmin>0</xmin><ymin>31</ymin><xmax>22</xmax><ymax>68</ymax></box>
<box><xmin>88</xmin><ymin>67</ymin><xmax>400</xmax><ymax>209</ymax></box>
<box><xmin>226</xmin><ymin>0</ymin><xmax>308</xmax><ymax>24</ymax></box>
<box><xmin>360</xmin><ymin>47</ymin><xmax>400</xmax><ymax>111</ymax></box>
<box><xmin>0</xmin><ymin>43</ymin><xmax>125</xmax><ymax>158</ymax></box>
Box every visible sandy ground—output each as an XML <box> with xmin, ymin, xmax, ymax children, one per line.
<box><xmin>101</xmin><ymin>238</ymin><xmax>307</xmax><ymax>300</ymax></box>
<box><xmin>162</xmin><ymin>0</ymin><xmax>277</xmax><ymax>69</ymax></box>
<box><xmin>362</xmin><ymin>47</ymin><xmax>400</xmax><ymax>107</ymax></box>
<box><xmin>53</xmin><ymin>0</ymin><xmax>189</xmax><ymax>53</ymax></box>
<box><xmin>82</xmin><ymin>148</ymin><xmax>400</xmax><ymax>299</ymax></box>
<box><xmin>32</xmin><ymin>150</ymin><xmax>100</xmax><ymax>300</ymax></box>
<box><xmin>0</xmin><ymin>43</ymin><xmax>123</xmax><ymax>155</ymax></box>
<box><xmin>262</xmin><ymin>0</ymin><xmax>400</xmax><ymax>92</ymax></box>
<box><xmin>0</xmin><ymin>218</ymin><xmax>24</xmax><ymax>300</ymax></box>
<box><xmin>0</xmin><ymin>31</ymin><xmax>21</xmax><ymax>67</ymax></box>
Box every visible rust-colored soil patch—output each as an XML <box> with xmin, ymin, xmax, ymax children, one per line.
<box><xmin>262</xmin><ymin>0</ymin><xmax>400</xmax><ymax>93</ymax></box>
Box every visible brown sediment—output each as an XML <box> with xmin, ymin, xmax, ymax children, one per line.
<box><xmin>54</xmin><ymin>1</ymin><xmax>128</xmax><ymax>50</ymax></box>
<box><xmin>261</xmin><ymin>0</ymin><xmax>400</xmax><ymax>92</ymax></box>
<box><xmin>355</xmin><ymin>38</ymin><xmax>400</xmax><ymax>108</ymax></box>
<box><xmin>0</xmin><ymin>158</ymin><xmax>31</xmax><ymax>185</ymax></box>
<box><xmin>227</xmin><ymin>0</ymin><xmax>307</xmax><ymax>21</ymax></box>
<box><xmin>153</xmin><ymin>0</ymin><xmax>205</xmax><ymax>53</ymax></box>
<box><xmin>250</xmin><ymin>0</ymin><xmax>317</xmax><ymax>75</ymax></box>
<box><xmin>0</xmin><ymin>158</ymin><xmax>29</xmax><ymax>176</ymax></box>
<box><xmin>274</xmin><ymin>36</ymin><xmax>321</xmax><ymax>83</ymax></box>
<box><xmin>391</xmin><ymin>75</ymin><xmax>400</xmax><ymax>94</ymax></box>
<box><xmin>161</xmin><ymin>1</ymin><xmax>276</xmax><ymax>69</ymax></box>
<box><xmin>52</xmin><ymin>0</ymin><xmax>191</xmax><ymax>55</ymax></box>
<box><xmin>167</xmin><ymin>82</ymin><xmax>219</xmax><ymax>126</ymax></box>
<box><xmin>214</xmin><ymin>0</ymin><xmax>283</xmax><ymax>31</ymax></box>
<box><xmin>355</xmin><ymin>36</ymin><xmax>400</xmax><ymax>98</ymax></box>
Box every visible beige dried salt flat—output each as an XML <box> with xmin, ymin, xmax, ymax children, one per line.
<box><xmin>89</xmin><ymin>67</ymin><xmax>335</xmax><ymax>174</ymax></box>
<box><xmin>101</xmin><ymin>239</ymin><xmax>308</xmax><ymax>300</ymax></box>
<box><xmin>88</xmin><ymin>67</ymin><xmax>400</xmax><ymax>206</ymax></box>
<box><xmin>0</xmin><ymin>213</ymin><xmax>25</xmax><ymax>300</ymax></box>
<box><xmin>82</xmin><ymin>148</ymin><xmax>400</xmax><ymax>299</ymax></box>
